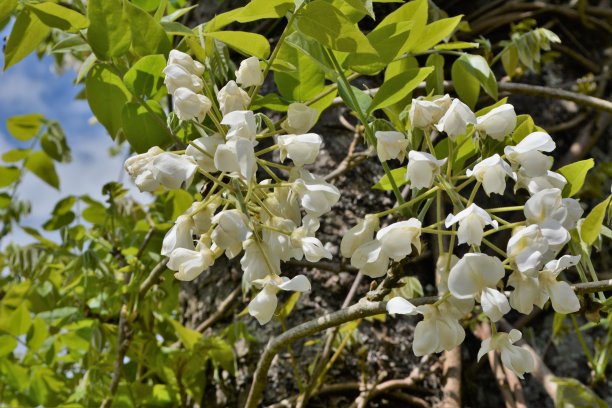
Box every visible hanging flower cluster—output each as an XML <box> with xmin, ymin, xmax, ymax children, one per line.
<box><xmin>124</xmin><ymin>51</ymin><xmax>588</xmax><ymax>380</ymax></box>
<box><xmin>125</xmin><ymin>51</ymin><xmax>339</xmax><ymax>325</ymax></box>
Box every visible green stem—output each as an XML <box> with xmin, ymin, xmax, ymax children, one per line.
<box><xmin>570</xmin><ymin>314</ymin><xmax>596</xmax><ymax>370</ymax></box>
<box><xmin>375</xmin><ymin>186</ymin><xmax>440</xmax><ymax>218</ymax></box>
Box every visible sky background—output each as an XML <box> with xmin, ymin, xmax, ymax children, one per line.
<box><xmin>0</xmin><ymin>23</ymin><xmax>151</xmax><ymax>247</ymax></box>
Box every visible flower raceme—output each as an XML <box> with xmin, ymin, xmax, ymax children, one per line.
<box><xmin>123</xmin><ymin>49</ymin><xmax>592</xmax><ymax>381</ymax></box>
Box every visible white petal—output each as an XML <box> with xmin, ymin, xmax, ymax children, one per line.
<box><xmin>277</xmin><ymin>275</ymin><xmax>311</xmax><ymax>292</ymax></box>
<box><xmin>248</xmin><ymin>286</ymin><xmax>278</xmax><ymax>325</ymax></box>
<box><xmin>548</xmin><ymin>281</ymin><xmax>580</xmax><ymax>314</ymax></box>
<box><xmin>480</xmin><ymin>287</ymin><xmax>511</xmax><ymax>322</ymax></box>
<box><xmin>386</xmin><ymin>297</ymin><xmax>418</xmax><ymax>315</ymax></box>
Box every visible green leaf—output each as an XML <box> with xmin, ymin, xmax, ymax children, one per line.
<box><xmin>27</xmin><ymin>2</ymin><xmax>89</xmax><ymax>33</ymax></box>
<box><xmin>279</xmin><ymin>292</ymin><xmax>301</xmax><ymax>318</ymax></box>
<box><xmin>0</xmin><ymin>304</ymin><xmax>32</xmax><ymax>336</ymax></box>
<box><xmin>4</xmin><ymin>8</ymin><xmax>50</xmax><ymax>70</ymax></box>
<box><xmin>52</xmin><ymin>34</ymin><xmax>90</xmax><ymax>54</ymax></box>
<box><xmin>451</xmin><ymin>57</ymin><xmax>480</xmax><ymax>109</ymax></box>
<box><xmin>434</xmin><ymin>41</ymin><xmax>479</xmax><ymax>50</ymax></box>
<box><xmin>553</xmin><ymin>377</ymin><xmax>607</xmax><ymax>408</ymax></box>
<box><xmin>27</xmin><ymin>317</ymin><xmax>49</xmax><ymax>351</ymax></box>
<box><xmin>373</xmin><ymin>167</ymin><xmax>407</xmax><ymax>190</ymax></box>
<box><xmin>85</xmin><ymin>64</ymin><xmax>131</xmax><ymax>139</ymax></box>
<box><xmin>275</xmin><ymin>43</ymin><xmax>325</xmax><ymax>101</ymax></box>
<box><xmin>205</xmin><ymin>31</ymin><xmax>270</xmax><ymax>59</ymax></box>
<box><xmin>123</xmin><ymin>54</ymin><xmax>167</xmax><ymax>99</ymax></box>
<box><xmin>206</xmin><ymin>0</ymin><xmax>293</xmax><ymax>31</ymax></box>
<box><xmin>87</xmin><ymin>0</ymin><xmax>131</xmax><ymax>60</ymax></box>
<box><xmin>369</xmin><ymin>67</ymin><xmax>434</xmax><ymax>112</ymax></box>
<box><xmin>25</xmin><ymin>151</ymin><xmax>59</xmax><ymax>189</ymax></box>
<box><xmin>161</xmin><ymin>21</ymin><xmax>194</xmax><ymax>36</ymax></box>
<box><xmin>454</xmin><ymin>54</ymin><xmax>498</xmax><ymax>102</ymax></box>
<box><xmin>41</xmin><ymin>122</ymin><xmax>71</xmax><ymax>163</ymax></box>
<box><xmin>169</xmin><ymin>319</ymin><xmax>201</xmax><ymax>349</ymax></box>
<box><xmin>557</xmin><ymin>159</ymin><xmax>594</xmax><ymax>197</ymax></box>
<box><xmin>7</xmin><ymin>113</ymin><xmax>44</xmax><ymax>141</ymax></box>
<box><xmin>125</xmin><ymin>2</ymin><xmax>171</xmax><ymax>58</ymax></box>
<box><xmin>0</xmin><ymin>335</ymin><xmax>17</xmax><ymax>358</ymax></box>
<box><xmin>425</xmin><ymin>54</ymin><xmax>445</xmax><ymax>95</ymax></box>
<box><xmin>2</xmin><ymin>149</ymin><xmax>30</xmax><ymax>163</ymax></box>
<box><xmin>284</xmin><ymin>31</ymin><xmax>335</xmax><ymax>76</ymax></box>
<box><xmin>338</xmin><ymin>82</ymin><xmax>371</xmax><ymax>115</ymax></box>
<box><xmin>122</xmin><ymin>100</ymin><xmax>171</xmax><ymax>153</ymax></box>
<box><xmin>511</xmin><ymin>114</ymin><xmax>547</xmax><ymax>143</ymax></box>
<box><xmin>296</xmin><ymin>1</ymin><xmax>377</xmax><ymax>55</ymax></box>
<box><xmin>581</xmin><ymin>196</ymin><xmax>611</xmax><ymax>245</ymax></box>
<box><xmin>410</xmin><ymin>15</ymin><xmax>463</xmax><ymax>54</ymax></box>
<box><xmin>0</xmin><ymin>0</ymin><xmax>18</xmax><ymax>23</ymax></box>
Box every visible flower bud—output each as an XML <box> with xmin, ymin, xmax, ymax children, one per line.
<box><xmin>405</xmin><ymin>151</ymin><xmax>447</xmax><ymax>189</ymax></box>
<box><xmin>235</xmin><ymin>56</ymin><xmax>264</xmax><ymax>88</ymax></box>
<box><xmin>163</xmin><ymin>64</ymin><xmax>203</xmax><ymax>94</ymax></box>
<box><xmin>476</xmin><ymin>104</ymin><xmax>517</xmax><ymax>141</ymax></box>
<box><xmin>375</xmin><ymin>131</ymin><xmax>409</xmax><ymax>162</ymax></box>
<box><xmin>282</xmin><ymin>103</ymin><xmax>318</xmax><ymax>134</ymax></box>
<box><xmin>409</xmin><ymin>94</ymin><xmax>451</xmax><ymax>129</ymax></box>
<box><xmin>277</xmin><ymin>133</ymin><xmax>322</xmax><ymax>167</ymax></box>
<box><xmin>217</xmin><ymin>80</ymin><xmax>251</xmax><ymax>114</ymax></box>
<box><xmin>435</xmin><ymin>98</ymin><xmax>476</xmax><ymax>140</ymax></box>
<box><xmin>173</xmin><ymin>87</ymin><xmax>212</xmax><ymax>122</ymax></box>
<box><xmin>168</xmin><ymin>50</ymin><xmax>205</xmax><ymax>76</ymax></box>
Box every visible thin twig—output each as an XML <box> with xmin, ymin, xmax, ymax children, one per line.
<box><xmin>138</xmin><ymin>258</ymin><xmax>170</xmax><ymax>299</ymax></box>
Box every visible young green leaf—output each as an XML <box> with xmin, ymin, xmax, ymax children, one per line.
<box><xmin>123</xmin><ymin>54</ymin><xmax>167</xmax><ymax>99</ymax></box>
<box><xmin>122</xmin><ymin>101</ymin><xmax>171</xmax><ymax>153</ymax></box>
<box><xmin>85</xmin><ymin>64</ymin><xmax>131</xmax><ymax>139</ymax></box>
<box><xmin>87</xmin><ymin>0</ymin><xmax>132</xmax><ymax>60</ymax></box>
<box><xmin>581</xmin><ymin>195</ymin><xmax>611</xmax><ymax>245</ymax></box>
<box><xmin>369</xmin><ymin>67</ymin><xmax>434</xmax><ymax>112</ymax></box>
<box><xmin>4</xmin><ymin>8</ymin><xmax>51</xmax><ymax>70</ymax></box>
<box><xmin>7</xmin><ymin>114</ymin><xmax>45</xmax><ymax>141</ymax></box>
<box><xmin>27</xmin><ymin>2</ymin><xmax>89</xmax><ymax>33</ymax></box>
<box><xmin>24</xmin><ymin>151</ymin><xmax>60</xmax><ymax>189</ymax></box>
<box><xmin>125</xmin><ymin>2</ymin><xmax>171</xmax><ymax>58</ymax></box>
<box><xmin>373</xmin><ymin>167</ymin><xmax>407</xmax><ymax>190</ymax></box>
<box><xmin>557</xmin><ymin>159</ymin><xmax>594</xmax><ymax>197</ymax></box>
<box><xmin>205</xmin><ymin>31</ymin><xmax>270</xmax><ymax>59</ymax></box>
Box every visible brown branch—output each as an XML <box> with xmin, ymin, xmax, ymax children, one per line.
<box><xmin>246</xmin><ymin>279</ymin><xmax>612</xmax><ymax>407</ymax></box>
<box><xmin>195</xmin><ymin>286</ymin><xmax>241</xmax><ymax>332</ymax></box>
<box><xmin>138</xmin><ymin>258</ymin><xmax>169</xmax><ymax>299</ymax></box>
<box><xmin>439</xmin><ymin>346</ymin><xmax>462</xmax><ymax>408</ymax></box>
<box><xmin>100</xmin><ymin>304</ymin><xmax>133</xmax><ymax>408</ymax></box>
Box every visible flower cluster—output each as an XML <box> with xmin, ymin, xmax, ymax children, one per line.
<box><xmin>124</xmin><ymin>51</ymin><xmax>588</xmax><ymax>380</ymax></box>
<box><xmin>125</xmin><ymin>52</ymin><xmax>339</xmax><ymax>325</ymax></box>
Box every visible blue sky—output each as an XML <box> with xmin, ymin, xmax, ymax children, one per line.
<box><xmin>0</xmin><ymin>24</ymin><xmax>150</xmax><ymax>246</ymax></box>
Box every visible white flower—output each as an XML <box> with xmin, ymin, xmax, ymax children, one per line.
<box><xmin>248</xmin><ymin>275</ymin><xmax>311</xmax><ymax>325</ymax></box>
<box><xmin>282</xmin><ymin>103</ymin><xmax>318</xmax><ymax>134</ymax></box>
<box><xmin>448</xmin><ymin>253</ymin><xmax>510</xmax><ymax>321</ymax></box>
<box><xmin>524</xmin><ymin>188</ymin><xmax>571</xmax><ymax>250</ymax></box>
<box><xmin>264</xmin><ymin>186</ymin><xmax>301</xmax><ymax>226</ymax></box>
<box><xmin>340</xmin><ymin>215</ymin><xmax>380</xmax><ymax>258</ymax></box>
<box><xmin>376</xmin><ymin>218</ymin><xmax>422</xmax><ymax>261</ymax></box>
<box><xmin>409</xmin><ymin>95</ymin><xmax>451</xmax><ymax>129</ymax></box>
<box><xmin>292</xmin><ymin>169</ymin><xmax>340</xmax><ymax>216</ymax></box>
<box><xmin>277</xmin><ymin>133</ymin><xmax>322</xmax><ymax>167</ymax></box>
<box><xmin>561</xmin><ymin>198</ymin><xmax>583</xmax><ymax>230</ymax></box>
<box><xmin>173</xmin><ymin>87</ymin><xmax>212</xmax><ymax>122</ymax></box>
<box><xmin>445</xmin><ymin>203</ymin><xmax>498</xmax><ymax>246</ymax></box>
<box><xmin>405</xmin><ymin>151</ymin><xmax>447</xmax><ymax>189</ymax></box>
<box><xmin>185</xmin><ymin>134</ymin><xmax>224</xmax><ymax>173</ymax></box>
<box><xmin>476</xmin><ymin>104</ymin><xmax>517</xmax><ymax>141</ymax></box>
<box><xmin>466</xmin><ymin>154</ymin><xmax>515</xmax><ymax>196</ymax></box>
<box><xmin>504</xmin><ymin>132</ymin><xmax>555</xmax><ymax>177</ymax></box>
<box><xmin>124</xmin><ymin>146</ymin><xmax>164</xmax><ymax>191</ymax></box>
<box><xmin>168</xmin><ymin>50</ymin><xmax>204</xmax><ymax>76</ymax></box>
<box><xmin>235</xmin><ymin>56</ymin><xmax>264</xmax><ymax>88</ymax></box>
<box><xmin>515</xmin><ymin>169</ymin><xmax>567</xmax><ymax>195</ymax></box>
<box><xmin>214</xmin><ymin>139</ymin><xmax>257</xmax><ymax>182</ymax></box>
<box><xmin>163</xmin><ymin>64</ymin><xmax>203</xmax><ymax>94</ymax></box>
<box><xmin>221</xmin><ymin>110</ymin><xmax>257</xmax><ymax>143</ymax></box>
<box><xmin>478</xmin><ymin>329</ymin><xmax>534</xmax><ymax>379</ymax></box>
<box><xmin>507</xmin><ymin>225</ymin><xmax>550</xmax><ymax>275</ymax></box>
<box><xmin>351</xmin><ymin>239</ymin><xmax>389</xmax><ymax>278</ymax></box>
<box><xmin>436</xmin><ymin>253</ymin><xmax>459</xmax><ymax>293</ymax></box>
<box><xmin>217</xmin><ymin>80</ymin><xmax>250</xmax><ymax>114</ymax></box>
<box><xmin>187</xmin><ymin>198</ymin><xmax>221</xmax><ymax>234</ymax></box>
<box><xmin>386</xmin><ymin>299</ymin><xmax>465</xmax><ymax>356</ymax></box>
<box><xmin>435</xmin><ymin>98</ymin><xmax>476</xmax><ymax>140</ymax></box>
<box><xmin>536</xmin><ymin>255</ymin><xmax>581</xmax><ymax>314</ymax></box>
<box><xmin>211</xmin><ymin>210</ymin><xmax>251</xmax><ymax>259</ymax></box>
<box><xmin>167</xmin><ymin>246</ymin><xmax>214</xmax><ymax>281</ymax></box>
<box><xmin>290</xmin><ymin>215</ymin><xmax>332</xmax><ymax>262</ymax></box>
<box><xmin>125</xmin><ymin>149</ymin><xmax>198</xmax><ymax>192</ymax></box>
<box><xmin>162</xmin><ymin>215</ymin><xmax>194</xmax><ymax>256</ymax></box>
<box><xmin>240</xmin><ymin>239</ymin><xmax>281</xmax><ymax>284</ymax></box>
<box><xmin>375</xmin><ymin>131</ymin><xmax>409</xmax><ymax>162</ymax></box>
<box><xmin>507</xmin><ymin>271</ymin><xmax>540</xmax><ymax>314</ymax></box>
<box><xmin>151</xmin><ymin>153</ymin><xmax>198</xmax><ymax>190</ymax></box>
<box><xmin>262</xmin><ymin>217</ymin><xmax>297</xmax><ymax>261</ymax></box>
